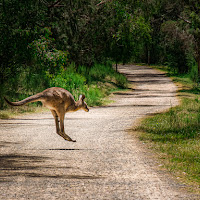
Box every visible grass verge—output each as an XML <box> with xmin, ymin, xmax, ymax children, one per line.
<box><xmin>0</xmin><ymin>104</ymin><xmax>48</xmax><ymax>119</ymax></box>
<box><xmin>135</xmin><ymin>66</ymin><xmax>200</xmax><ymax>192</ymax></box>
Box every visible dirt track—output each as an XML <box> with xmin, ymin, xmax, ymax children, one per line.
<box><xmin>0</xmin><ymin>65</ymin><xmax>199</xmax><ymax>199</ymax></box>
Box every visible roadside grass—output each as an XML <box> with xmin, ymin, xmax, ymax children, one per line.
<box><xmin>135</xmin><ymin>66</ymin><xmax>200</xmax><ymax>191</ymax></box>
<box><xmin>0</xmin><ymin>62</ymin><xmax>128</xmax><ymax>119</ymax></box>
<box><xmin>0</xmin><ymin>104</ymin><xmax>47</xmax><ymax>119</ymax></box>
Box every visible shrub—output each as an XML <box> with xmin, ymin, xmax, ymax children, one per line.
<box><xmin>47</xmin><ymin>64</ymin><xmax>86</xmax><ymax>100</ymax></box>
<box><xmin>29</xmin><ymin>28</ymin><xmax>69</xmax><ymax>75</ymax></box>
<box><xmin>115</xmin><ymin>72</ymin><xmax>128</xmax><ymax>88</ymax></box>
<box><xmin>189</xmin><ymin>63</ymin><xmax>198</xmax><ymax>83</ymax></box>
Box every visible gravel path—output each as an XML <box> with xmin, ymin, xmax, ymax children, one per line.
<box><xmin>0</xmin><ymin>65</ymin><xmax>199</xmax><ymax>200</ymax></box>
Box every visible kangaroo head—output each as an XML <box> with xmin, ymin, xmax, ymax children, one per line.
<box><xmin>78</xmin><ymin>95</ymin><xmax>89</xmax><ymax>112</ymax></box>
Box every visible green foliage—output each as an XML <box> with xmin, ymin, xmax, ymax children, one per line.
<box><xmin>160</xmin><ymin>21</ymin><xmax>192</xmax><ymax>74</ymax></box>
<box><xmin>47</xmin><ymin>64</ymin><xmax>86</xmax><ymax>100</ymax></box>
<box><xmin>1</xmin><ymin>61</ymin><xmax>128</xmax><ymax>109</ymax></box>
<box><xmin>45</xmin><ymin>62</ymin><xmax>127</xmax><ymax>105</ymax></box>
<box><xmin>189</xmin><ymin>64</ymin><xmax>199</xmax><ymax>83</ymax></box>
<box><xmin>29</xmin><ymin>29</ymin><xmax>69</xmax><ymax>74</ymax></box>
<box><xmin>86</xmin><ymin>86</ymin><xmax>105</xmax><ymax>106</ymax></box>
<box><xmin>108</xmin><ymin>1</ymin><xmax>152</xmax><ymax>64</ymax></box>
<box><xmin>115</xmin><ymin>73</ymin><xmax>128</xmax><ymax>88</ymax></box>
<box><xmin>78</xmin><ymin>62</ymin><xmax>128</xmax><ymax>88</ymax></box>
<box><xmin>89</xmin><ymin>64</ymin><xmax>107</xmax><ymax>81</ymax></box>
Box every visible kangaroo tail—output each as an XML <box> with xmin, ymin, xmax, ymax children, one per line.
<box><xmin>4</xmin><ymin>94</ymin><xmax>43</xmax><ymax>106</ymax></box>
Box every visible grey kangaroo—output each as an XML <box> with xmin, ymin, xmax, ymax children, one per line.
<box><xmin>4</xmin><ymin>87</ymin><xmax>89</xmax><ymax>142</ymax></box>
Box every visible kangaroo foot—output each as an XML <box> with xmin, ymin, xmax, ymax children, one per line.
<box><xmin>60</xmin><ymin>132</ymin><xmax>76</xmax><ymax>142</ymax></box>
<box><xmin>64</xmin><ymin>136</ymin><xmax>76</xmax><ymax>142</ymax></box>
<box><xmin>68</xmin><ymin>139</ymin><xmax>76</xmax><ymax>142</ymax></box>
<box><xmin>64</xmin><ymin>138</ymin><xmax>76</xmax><ymax>142</ymax></box>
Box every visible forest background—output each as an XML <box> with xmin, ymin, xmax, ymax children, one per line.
<box><xmin>1</xmin><ymin>0</ymin><xmax>200</xmax><ymax>108</ymax></box>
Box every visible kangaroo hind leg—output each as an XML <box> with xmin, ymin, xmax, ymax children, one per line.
<box><xmin>57</xmin><ymin>109</ymin><xmax>76</xmax><ymax>142</ymax></box>
<box><xmin>50</xmin><ymin>109</ymin><xmax>62</xmax><ymax>137</ymax></box>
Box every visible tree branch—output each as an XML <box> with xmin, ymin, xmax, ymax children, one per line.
<box><xmin>97</xmin><ymin>0</ymin><xmax>113</xmax><ymax>6</ymax></box>
<box><xmin>178</xmin><ymin>15</ymin><xmax>192</xmax><ymax>24</ymax></box>
<box><xmin>40</xmin><ymin>0</ymin><xmax>48</xmax><ymax>6</ymax></box>
<box><xmin>48</xmin><ymin>0</ymin><xmax>64</xmax><ymax>8</ymax></box>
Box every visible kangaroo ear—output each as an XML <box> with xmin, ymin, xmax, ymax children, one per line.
<box><xmin>79</xmin><ymin>94</ymin><xmax>85</xmax><ymax>101</ymax></box>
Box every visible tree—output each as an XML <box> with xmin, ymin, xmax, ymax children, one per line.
<box><xmin>104</xmin><ymin>0</ymin><xmax>152</xmax><ymax>67</ymax></box>
<box><xmin>179</xmin><ymin>1</ymin><xmax>200</xmax><ymax>78</ymax></box>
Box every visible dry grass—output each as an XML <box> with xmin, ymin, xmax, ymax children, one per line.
<box><xmin>0</xmin><ymin>105</ymin><xmax>47</xmax><ymax>119</ymax></box>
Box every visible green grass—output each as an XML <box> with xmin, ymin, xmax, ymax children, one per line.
<box><xmin>48</xmin><ymin>62</ymin><xmax>128</xmax><ymax>107</ymax></box>
<box><xmin>1</xmin><ymin>62</ymin><xmax>128</xmax><ymax>118</ymax></box>
<box><xmin>136</xmin><ymin>66</ymin><xmax>200</xmax><ymax>192</ymax></box>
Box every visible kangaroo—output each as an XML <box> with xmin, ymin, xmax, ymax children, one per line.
<box><xmin>4</xmin><ymin>87</ymin><xmax>89</xmax><ymax>142</ymax></box>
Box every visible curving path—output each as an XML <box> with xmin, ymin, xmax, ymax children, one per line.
<box><xmin>0</xmin><ymin>65</ymin><xmax>199</xmax><ymax>199</ymax></box>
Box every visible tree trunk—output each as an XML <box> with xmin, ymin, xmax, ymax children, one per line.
<box><xmin>194</xmin><ymin>38</ymin><xmax>200</xmax><ymax>82</ymax></box>
<box><xmin>148</xmin><ymin>49</ymin><xmax>150</xmax><ymax>65</ymax></box>
<box><xmin>198</xmin><ymin>55</ymin><xmax>200</xmax><ymax>81</ymax></box>
<box><xmin>196</xmin><ymin>40</ymin><xmax>200</xmax><ymax>81</ymax></box>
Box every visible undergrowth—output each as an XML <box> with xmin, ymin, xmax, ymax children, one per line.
<box><xmin>0</xmin><ymin>62</ymin><xmax>128</xmax><ymax>118</ymax></box>
<box><xmin>47</xmin><ymin>62</ymin><xmax>128</xmax><ymax>106</ymax></box>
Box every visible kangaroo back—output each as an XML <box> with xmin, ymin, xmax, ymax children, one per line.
<box><xmin>4</xmin><ymin>93</ymin><xmax>43</xmax><ymax>106</ymax></box>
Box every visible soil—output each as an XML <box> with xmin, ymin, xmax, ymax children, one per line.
<box><xmin>0</xmin><ymin>65</ymin><xmax>199</xmax><ymax>200</ymax></box>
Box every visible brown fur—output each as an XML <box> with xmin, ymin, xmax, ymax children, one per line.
<box><xmin>4</xmin><ymin>87</ymin><xmax>89</xmax><ymax>142</ymax></box>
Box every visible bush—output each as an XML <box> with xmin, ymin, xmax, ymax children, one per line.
<box><xmin>47</xmin><ymin>62</ymin><xmax>128</xmax><ymax>105</ymax></box>
<box><xmin>78</xmin><ymin>62</ymin><xmax>128</xmax><ymax>88</ymax></box>
<box><xmin>115</xmin><ymin>72</ymin><xmax>128</xmax><ymax>88</ymax></box>
<box><xmin>47</xmin><ymin>64</ymin><xmax>86</xmax><ymax>100</ymax></box>
<box><xmin>29</xmin><ymin>28</ymin><xmax>70</xmax><ymax>75</ymax></box>
<box><xmin>189</xmin><ymin>64</ymin><xmax>198</xmax><ymax>83</ymax></box>
<box><xmin>86</xmin><ymin>86</ymin><xmax>104</xmax><ymax>106</ymax></box>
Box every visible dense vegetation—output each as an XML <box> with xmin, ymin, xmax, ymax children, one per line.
<box><xmin>0</xmin><ymin>0</ymin><xmax>200</xmax><ymax>108</ymax></box>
